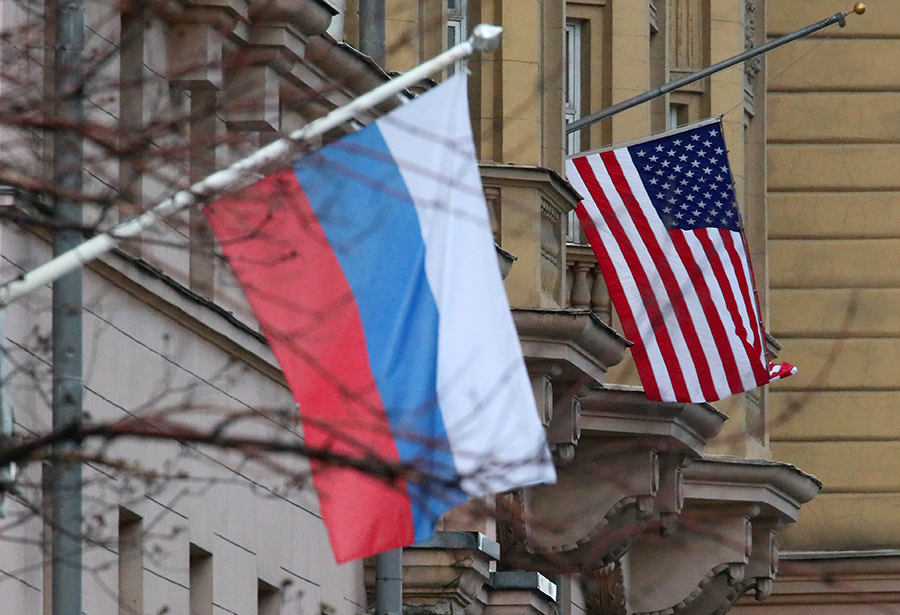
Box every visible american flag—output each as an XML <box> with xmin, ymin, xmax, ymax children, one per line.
<box><xmin>566</xmin><ymin>119</ymin><xmax>795</xmax><ymax>403</ymax></box>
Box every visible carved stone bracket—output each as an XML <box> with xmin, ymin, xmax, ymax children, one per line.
<box><xmin>629</xmin><ymin>513</ymin><xmax>753</xmax><ymax>615</ymax></box>
<box><xmin>513</xmin><ymin>309</ymin><xmax>629</xmax><ymax>456</ymax></box>
<box><xmin>501</xmin><ymin>385</ymin><xmax>725</xmax><ymax>575</ymax></box>
<box><xmin>624</xmin><ymin>456</ymin><xmax>821</xmax><ymax>615</ymax></box>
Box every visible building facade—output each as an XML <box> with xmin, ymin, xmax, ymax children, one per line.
<box><xmin>735</xmin><ymin>0</ymin><xmax>900</xmax><ymax>612</ymax></box>
<box><xmin>1</xmin><ymin>0</ymin><xmax>888</xmax><ymax>614</ymax></box>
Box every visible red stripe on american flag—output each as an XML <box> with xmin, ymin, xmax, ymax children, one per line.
<box><xmin>738</xmin><ymin>231</ymin><xmax>777</xmax><ymax>383</ymax></box>
<box><xmin>669</xmin><ymin>231</ymin><xmax>746</xmax><ymax>396</ymax></box>
<box><xmin>574</xmin><ymin>154</ymin><xmax>690</xmax><ymax>401</ymax></box>
<box><xmin>718</xmin><ymin>229</ymin><xmax>770</xmax><ymax>385</ymax></box>
<box><xmin>694</xmin><ymin>229</ymin><xmax>767</xmax><ymax>388</ymax></box>
<box><xmin>602</xmin><ymin>152</ymin><xmax>719</xmax><ymax>401</ymax></box>
<box><xmin>575</xmin><ymin>202</ymin><xmax>663</xmax><ymax>401</ymax></box>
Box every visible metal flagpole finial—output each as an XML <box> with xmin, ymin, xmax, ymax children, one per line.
<box><xmin>470</xmin><ymin>24</ymin><xmax>503</xmax><ymax>53</ymax></box>
<box><xmin>852</xmin><ymin>3</ymin><xmax>866</xmax><ymax>15</ymax></box>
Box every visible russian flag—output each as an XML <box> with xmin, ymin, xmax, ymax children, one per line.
<box><xmin>204</xmin><ymin>74</ymin><xmax>556</xmax><ymax>563</ymax></box>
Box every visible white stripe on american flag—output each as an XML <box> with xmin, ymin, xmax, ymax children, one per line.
<box><xmin>599</xmin><ymin>152</ymin><xmax>703</xmax><ymax>398</ymax></box>
<box><xmin>615</xmin><ymin>149</ymin><xmax>740</xmax><ymax>401</ymax></box>
<box><xmin>726</xmin><ymin>231</ymin><xmax>769</xmax><ymax>381</ymax></box>
<box><xmin>680</xmin><ymin>231</ymin><xmax>760</xmax><ymax>393</ymax></box>
<box><xmin>568</xmin><ymin>151</ymin><xmax>771</xmax><ymax>401</ymax></box>
<box><xmin>567</xmin><ymin>159</ymin><xmax>676</xmax><ymax>401</ymax></box>
<box><xmin>576</xmin><ymin>151</ymin><xmax>704</xmax><ymax>401</ymax></box>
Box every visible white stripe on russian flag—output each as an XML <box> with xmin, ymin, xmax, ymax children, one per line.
<box><xmin>377</xmin><ymin>74</ymin><xmax>556</xmax><ymax>496</ymax></box>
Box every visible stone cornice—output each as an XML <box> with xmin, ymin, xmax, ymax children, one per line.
<box><xmin>248</xmin><ymin>0</ymin><xmax>337</xmax><ymax>37</ymax></box>
<box><xmin>479</xmin><ymin>162</ymin><xmax>583</xmax><ymax>206</ymax></box>
<box><xmin>512</xmin><ymin>308</ymin><xmax>629</xmax><ymax>384</ymax></box>
<box><xmin>578</xmin><ymin>385</ymin><xmax>726</xmax><ymax>455</ymax></box>
<box><xmin>683</xmin><ymin>455</ymin><xmax>822</xmax><ymax>522</ymax></box>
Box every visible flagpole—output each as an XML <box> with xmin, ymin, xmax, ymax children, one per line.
<box><xmin>0</xmin><ymin>24</ymin><xmax>503</xmax><ymax>308</ymax></box>
<box><xmin>566</xmin><ymin>3</ymin><xmax>867</xmax><ymax>135</ymax></box>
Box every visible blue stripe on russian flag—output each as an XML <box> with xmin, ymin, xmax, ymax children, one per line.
<box><xmin>292</xmin><ymin>125</ymin><xmax>466</xmax><ymax>541</ymax></box>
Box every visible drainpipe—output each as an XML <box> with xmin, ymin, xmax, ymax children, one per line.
<box><xmin>359</xmin><ymin>0</ymin><xmax>386</xmax><ymax>66</ymax></box>
<box><xmin>50</xmin><ymin>1</ymin><xmax>84</xmax><ymax>614</ymax></box>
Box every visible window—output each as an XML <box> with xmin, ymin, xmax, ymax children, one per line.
<box><xmin>118</xmin><ymin>510</ymin><xmax>144</xmax><ymax>615</ymax></box>
<box><xmin>669</xmin><ymin>104</ymin><xmax>688</xmax><ymax>129</ymax></box>
<box><xmin>565</xmin><ymin>20</ymin><xmax>584</xmax><ymax>242</ymax></box>
<box><xmin>447</xmin><ymin>0</ymin><xmax>467</xmax><ymax>76</ymax></box>
<box><xmin>565</xmin><ymin>20</ymin><xmax>583</xmax><ymax>156</ymax></box>
<box><xmin>189</xmin><ymin>544</ymin><xmax>213</xmax><ymax>615</ymax></box>
<box><xmin>258</xmin><ymin>579</ymin><xmax>281</xmax><ymax>615</ymax></box>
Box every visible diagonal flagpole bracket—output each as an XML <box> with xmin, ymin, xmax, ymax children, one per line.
<box><xmin>0</xmin><ymin>25</ymin><xmax>503</xmax><ymax>308</ymax></box>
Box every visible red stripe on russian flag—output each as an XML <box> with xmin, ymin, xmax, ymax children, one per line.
<box><xmin>204</xmin><ymin>168</ymin><xmax>416</xmax><ymax>563</ymax></box>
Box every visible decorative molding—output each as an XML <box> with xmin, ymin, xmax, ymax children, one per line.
<box><xmin>671</xmin><ymin>0</ymin><xmax>705</xmax><ymax>72</ymax></box>
<box><xmin>582</xmin><ymin>562</ymin><xmax>627</xmax><ymax>615</ymax></box>
<box><xmin>541</xmin><ymin>199</ymin><xmax>563</xmax><ymax>301</ymax></box>
<box><xmin>513</xmin><ymin>308</ymin><xmax>629</xmax><ymax>385</ymax></box>
<box><xmin>496</xmin><ymin>490</ymin><xmax>529</xmax><ymax>560</ymax></box>
<box><xmin>739</xmin><ymin>551</ymin><xmax>900</xmax><ymax>607</ymax></box>
<box><xmin>744</xmin><ymin>0</ymin><xmax>762</xmax><ymax>106</ymax></box>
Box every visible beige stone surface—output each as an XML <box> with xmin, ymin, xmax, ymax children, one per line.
<box><xmin>769</xmin><ymin>239</ymin><xmax>900</xmax><ymax>288</ymax></box>
<box><xmin>769</xmin><ymin>0</ymin><xmax>894</xmax><ymax>37</ymax></box>
<box><xmin>738</xmin><ymin>0</ymin><xmax>900</xmax><ymax>608</ymax></box>
<box><xmin>384</xmin><ymin>0</ymin><xmax>420</xmax><ymax>71</ymax></box>
<box><xmin>768</xmin><ymin>40</ymin><xmax>900</xmax><ymax>92</ymax></box>
<box><xmin>769</xmin><ymin>192</ymin><xmax>900</xmax><ymax>239</ymax></box>
<box><xmin>501</xmin><ymin>185</ymin><xmax>543</xmax><ymax>307</ymax></box>
<box><xmin>502</xmin><ymin>0</ymin><xmax>540</xmax><ymax>62</ymax></box>
<box><xmin>770</xmin><ymin>391</ymin><xmax>900</xmax><ymax>440</ymax></box>
<box><xmin>706</xmin><ymin>394</ymin><xmax>772</xmax><ymax>459</ymax></box>
<box><xmin>771</xmin><ymin>338</ymin><xmax>900</xmax><ymax>391</ymax></box>
<box><xmin>610</xmin><ymin>0</ymin><xmax>649</xmax><ymax>143</ymax></box>
<box><xmin>771</xmin><ymin>441</ymin><xmax>900</xmax><ymax>493</ymax></box>
<box><xmin>770</xmin><ymin>289</ymin><xmax>900</xmax><ymax>336</ymax></box>
<box><xmin>769</xmin><ymin>93</ymin><xmax>900</xmax><ymax>144</ymax></box>
<box><xmin>769</xmin><ymin>144</ymin><xmax>900</xmax><ymax>191</ymax></box>
<box><xmin>776</xmin><ymin>493</ymin><xmax>900</xmax><ymax>551</ymax></box>
<box><xmin>767</xmin><ymin>338</ymin><xmax>900</xmax><ymax>390</ymax></box>
<box><xmin>503</xmin><ymin>116</ymin><xmax>543</xmax><ymax>165</ymax></box>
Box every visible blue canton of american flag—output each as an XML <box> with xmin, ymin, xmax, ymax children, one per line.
<box><xmin>632</xmin><ymin>123</ymin><xmax>742</xmax><ymax>233</ymax></box>
<box><xmin>566</xmin><ymin>119</ymin><xmax>795</xmax><ymax>403</ymax></box>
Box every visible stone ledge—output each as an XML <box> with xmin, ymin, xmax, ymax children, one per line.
<box><xmin>490</xmin><ymin>571</ymin><xmax>557</xmax><ymax>601</ymax></box>
<box><xmin>411</xmin><ymin>532</ymin><xmax>501</xmax><ymax>561</ymax></box>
